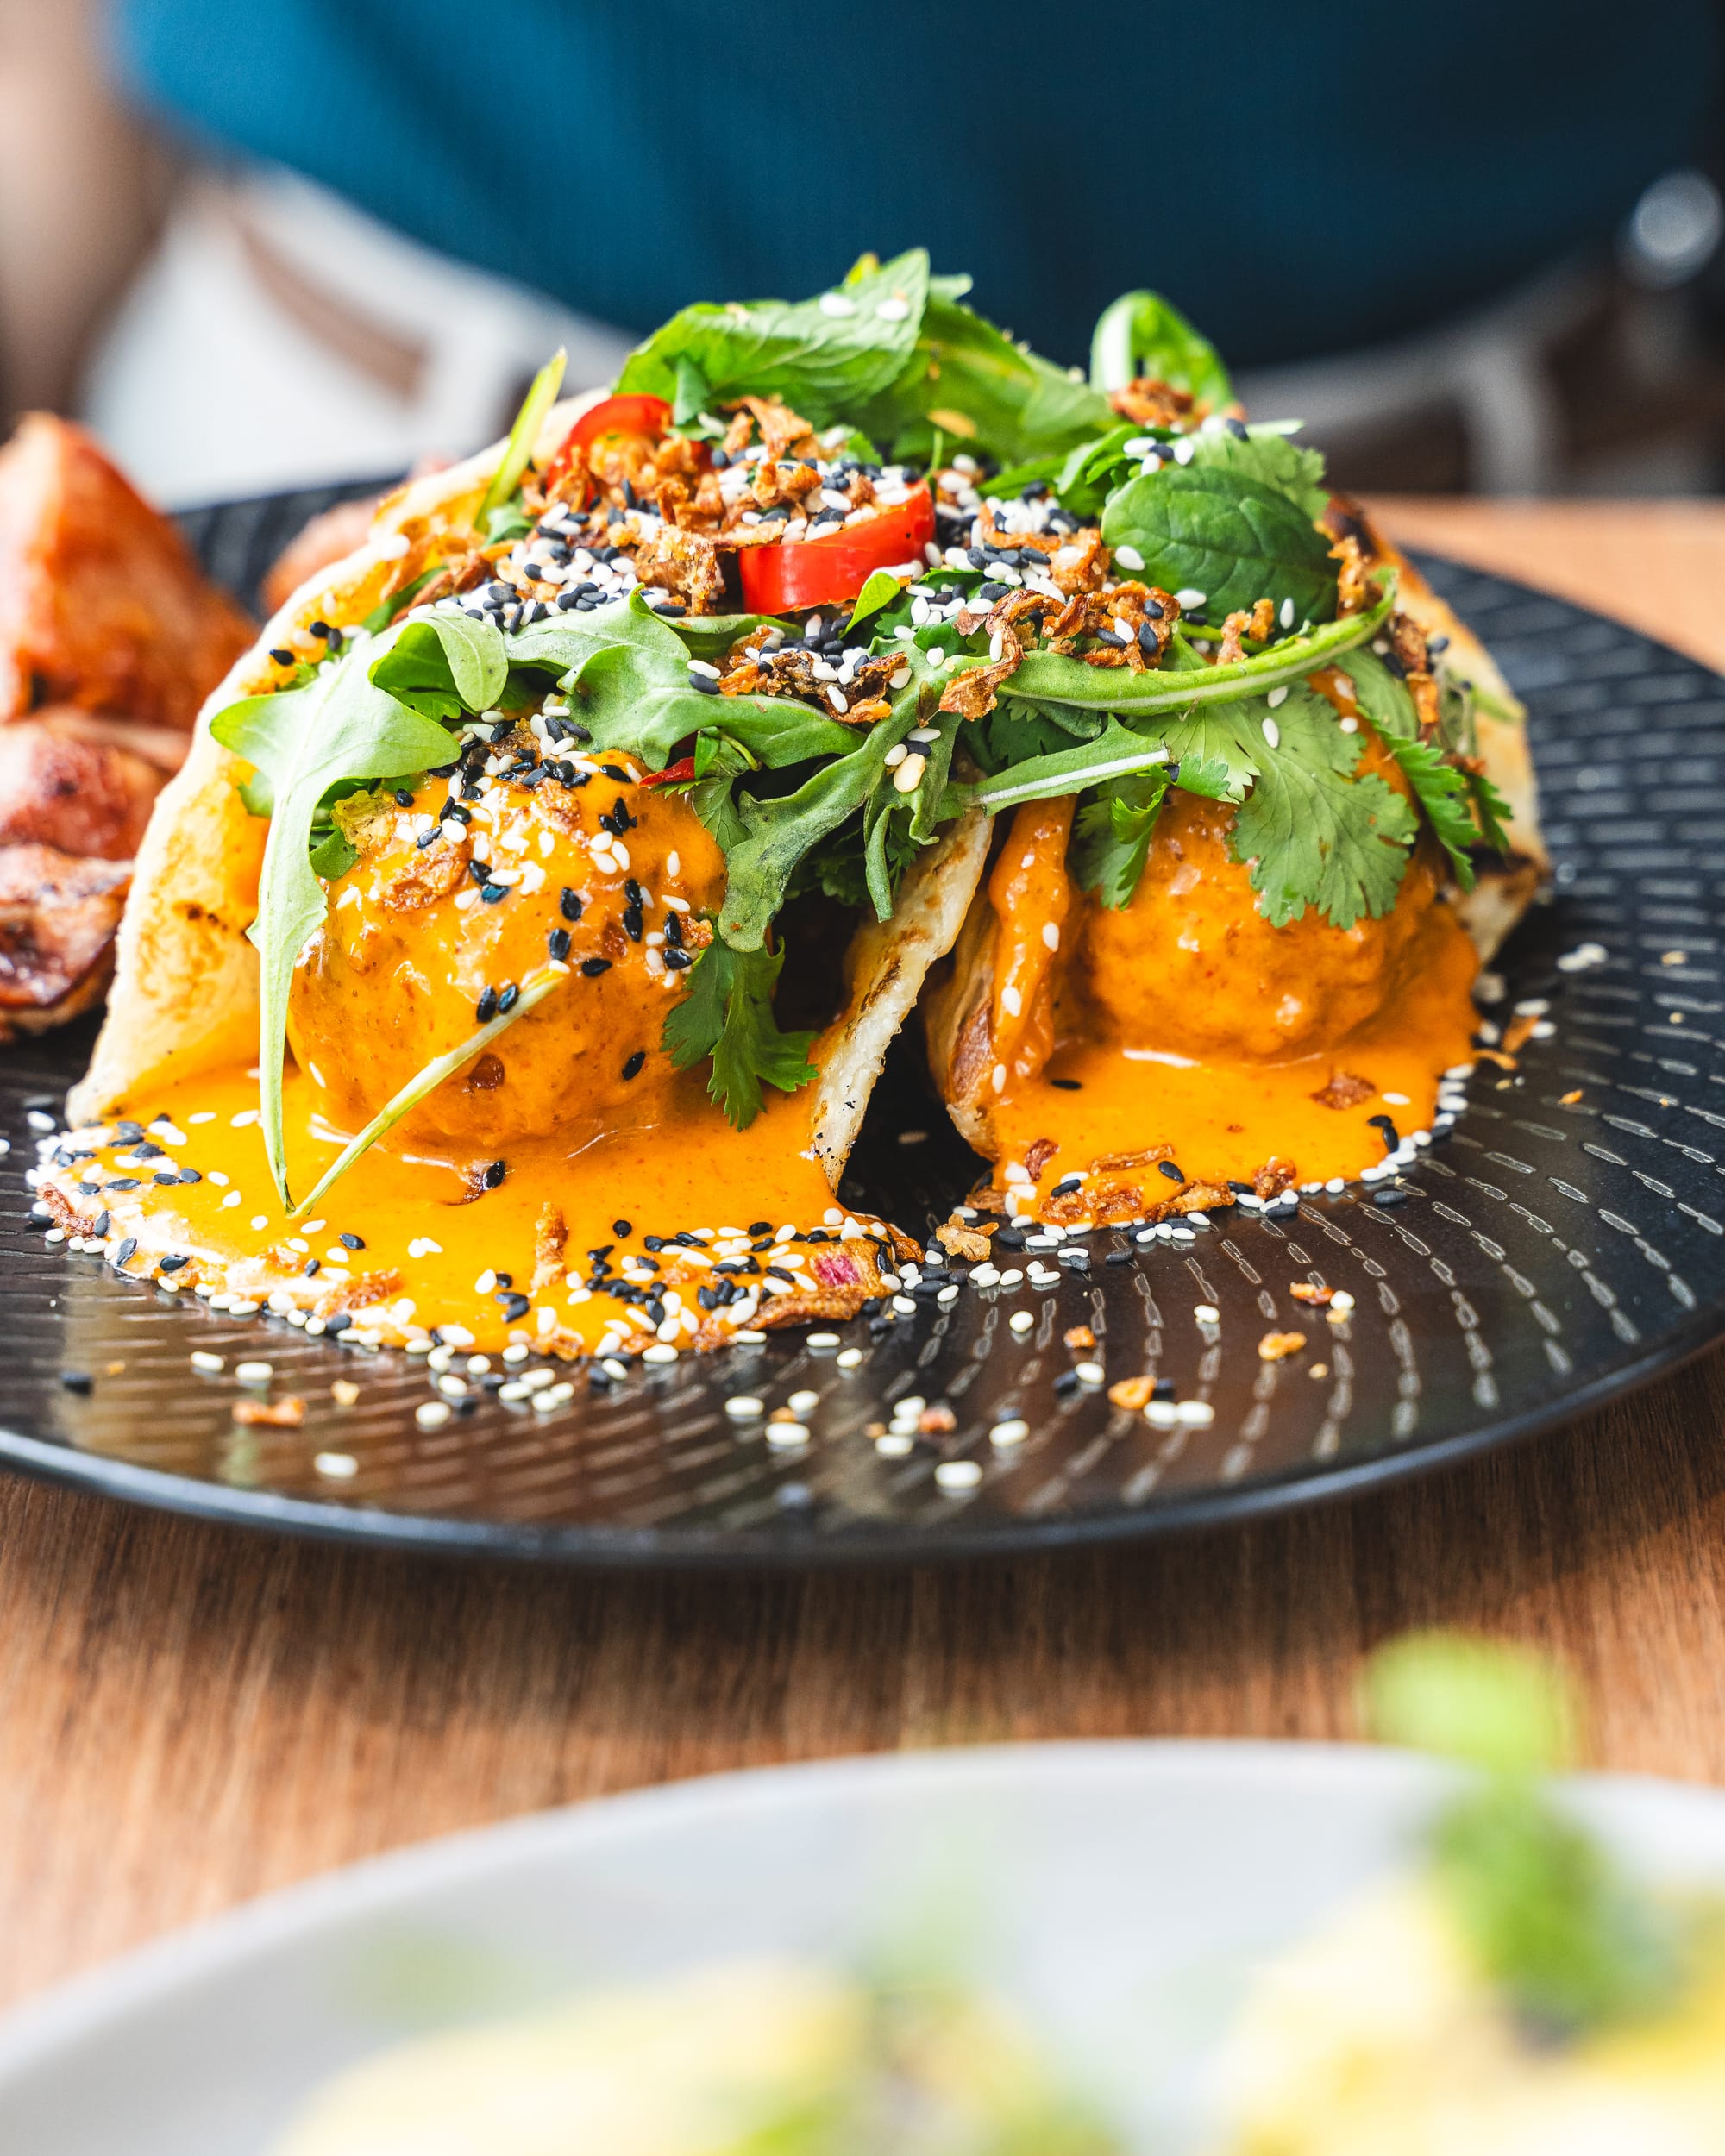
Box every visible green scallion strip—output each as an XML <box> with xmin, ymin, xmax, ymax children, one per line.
<box><xmin>477</xmin><ymin>348</ymin><xmax>567</xmax><ymax>523</ymax></box>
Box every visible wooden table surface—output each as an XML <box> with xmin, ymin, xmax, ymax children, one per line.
<box><xmin>3</xmin><ymin>499</ymin><xmax>1724</xmax><ymax>2015</ymax></box>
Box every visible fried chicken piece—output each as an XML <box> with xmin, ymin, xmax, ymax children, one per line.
<box><xmin>0</xmin><ymin>711</ymin><xmax>178</xmax><ymax>859</ymax></box>
<box><xmin>0</xmin><ymin>843</ymin><xmax>131</xmax><ymax>1038</ymax></box>
<box><xmin>0</xmin><ymin>415</ymin><xmax>252</xmax><ymax>728</ymax></box>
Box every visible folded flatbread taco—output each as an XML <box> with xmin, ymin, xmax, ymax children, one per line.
<box><xmin>37</xmin><ymin>259</ymin><xmax>1540</xmax><ymax>1356</ymax></box>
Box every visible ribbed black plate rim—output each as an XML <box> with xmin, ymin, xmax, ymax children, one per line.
<box><xmin>1</xmin><ymin>485</ymin><xmax>1720</xmax><ymax>1568</ymax></box>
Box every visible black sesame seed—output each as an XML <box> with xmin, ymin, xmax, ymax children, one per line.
<box><xmin>303</xmin><ymin>1257</ymin><xmax>321</xmax><ymax>1277</ymax></box>
<box><xmin>393</xmin><ymin>788</ymin><xmax>415</xmax><ymax>807</ymax></box>
<box><xmin>1158</xmin><ymin>1161</ymin><xmax>1185</xmax><ymax>1181</ymax></box>
<box><xmin>158</xmin><ymin>1254</ymin><xmax>189</xmax><ymax>1273</ymax></box>
<box><xmin>494</xmin><ymin>1272</ymin><xmax>513</xmax><ymax>1290</ymax></box>
<box><xmin>580</xmin><ymin>956</ymin><xmax>612</xmax><ymax>977</ymax></box>
<box><xmin>613</xmin><ymin>1219</ymin><xmax>631</xmax><ymax>1237</ymax></box>
<box><xmin>92</xmin><ymin>1210</ymin><xmax>111</xmax><ymax>1238</ymax></box>
<box><xmin>1372</xmin><ymin>1188</ymin><xmax>1410</xmax><ymax>1207</ymax></box>
<box><xmin>1104</xmin><ymin>1248</ymin><xmax>1134</xmax><ymax>1266</ymax></box>
<box><xmin>178</xmin><ymin>1167</ymin><xmax>202</xmax><ymax>1184</ymax></box>
<box><xmin>498</xmin><ymin>1291</ymin><xmax>531</xmax><ymax>1320</ymax></box>
<box><xmin>483</xmin><ymin>1160</ymin><xmax>507</xmax><ymax>1189</ymax></box>
<box><xmin>663</xmin><ymin>947</ymin><xmax>693</xmax><ymax>970</ymax></box>
<box><xmin>480</xmin><ymin>883</ymin><xmax>508</xmax><ymax>904</ymax></box>
<box><xmin>340</xmin><ymin>1231</ymin><xmax>365</xmax><ymax>1250</ymax></box>
<box><xmin>113</xmin><ymin>1237</ymin><xmax>137</xmax><ymax>1266</ymax></box>
<box><xmin>560</xmin><ymin>887</ymin><xmax>583</xmax><ymax>921</ymax></box>
<box><xmin>152</xmin><ymin>1170</ymin><xmax>180</xmax><ymax>1187</ymax></box>
<box><xmin>309</xmin><ymin>619</ymin><xmax>332</xmax><ymax>638</ymax></box>
<box><xmin>113</xmin><ymin>1120</ymin><xmax>144</xmax><ymax>1142</ymax></box>
<box><xmin>324</xmin><ymin>1312</ymin><xmax>352</xmax><ymax>1334</ymax></box>
<box><xmin>475</xmin><ymin>985</ymin><xmax>499</xmax><ymax>1023</ymax></box>
<box><xmin>106</xmin><ymin>1178</ymin><xmax>141</xmax><ymax>1192</ymax></box>
<box><xmin>548</xmin><ymin>926</ymin><xmax>571</xmax><ymax>962</ymax></box>
<box><xmin>497</xmin><ymin>982</ymin><xmax>519</xmax><ymax>1015</ymax></box>
<box><xmin>269</xmin><ymin>647</ymin><xmax>294</xmax><ymax>666</ymax></box>
<box><xmin>1152</xmin><ymin>1376</ymin><xmax>1176</xmax><ymax>1401</ymax></box>
<box><xmin>1052</xmin><ymin>1369</ymin><xmax>1081</xmax><ymax>1398</ymax></box>
<box><xmin>622</xmin><ymin>905</ymin><xmax>643</xmax><ymax>941</ymax></box>
<box><xmin>1049</xmin><ymin>1077</ymin><xmax>1082</xmax><ymax>1091</ymax></box>
<box><xmin>60</xmin><ymin>1370</ymin><xmax>93</xmax><ymax>1395</ymax></box>
<box><xmin>622</xmin><ymin>1050</ymin><xmax>645</xmax><ymax>1080</ymax></box>
<box><xmin>600</xmin><ymin>764</ymin><xmax>629</xmax><ymax>782</ymax></box>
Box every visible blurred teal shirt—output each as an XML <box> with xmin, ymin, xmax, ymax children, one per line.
<box><xmin>114</xmin><ymin>0</ymin><xmax>1719</xmax><ymax>370</ymax></box>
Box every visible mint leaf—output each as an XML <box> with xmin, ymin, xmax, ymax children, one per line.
<box><xmin>1228</xmin><ymin>685</ymin><xmax>1416</xmax><ymax>928</ymax></box>
<box><xmin>661</xmin><ymin>939</ymin><xmax>817</xmax><ymax>1130</ymax></box>
<box><xmin>616</xmin><ymin>250</ymin><xmax>931</xmax><ymax>426</ymax></box>
<box><xmin>1071</xmin><ymin>771</ymin><xmax>1170</xmax><ymax>908</ymax></box>
<box><xmin>1101</xmin><ymin>465</ymin><xmax>1339</xmax><ymax>624</ymax></box>
<box><xmin>1089</xmin><ymin>290</ymin><xmax>1233</xmax><ymax>406</ymax></box>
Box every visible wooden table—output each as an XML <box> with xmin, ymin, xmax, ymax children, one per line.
<box><xmin>3</xmin><ymin>502</ymin><xmax>1724</xmax><ymax>2014</ymax></box>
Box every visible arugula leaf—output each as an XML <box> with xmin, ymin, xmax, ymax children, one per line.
<box><xmin>1089</xmin><ymin>290</ymin><xmax>1233</xmax><ymax>407</ymax></box>
<box><xmin>615</xmin><ymin>250</ymin><xmax>931</xmax><ymax>426</ymax></box>
<box><xmin>847</xmin><ymin>567</ymin><xmax>906</xmax><ymax>634</ymax></box>
<box><xmin>1101</xmin><ymin>466</ymin><xmax>1339</xmax><ymax>624</ymax></box>
<box><xmin>367</xmin><ymin>614</ymin><xmax>508</xmax><ymax>723</ymax></box>
<box><xmin>1003</xmin><ymin>583</ymin><xmax>1392</xmax><ymax>718</ymax></box>
<box><xmin>1070</xmin><ymin>771</ymin><xmax>1170</xmax><ymax>909</ymax></box>
<box><xmin>661</xmin><ymin>939</ymin><xmax>817</xmax><ymax>1129</ymax></box>
<box><xmin>1228</xmin><ymin>686</ymin><xmax>1416</xmax><ymax>928</ymax></box>
<box><xmin>958</xmin><ymin>718</ymin><xmax>1172</xmax><ymax>816</ymax></box>
<box><xmin>1334</xmin><ymin>646</ymin><xmax>1418</xmax><ymax>741</ymax></box>
<box><xmin>478</xmin><ymin>347</ymin><xmax>565</xmax><ymax>522</ymax></box>
<box><xmin>210</xmin><ymin>647</ymin><xmax>461</xmax><ymax>1207</ymax></box>
<box><xmin>855</xmin><ymin>293</ymin><xmax>1111</xmax><ymax>466</ymax></box>
<box><xmin>717</xmin><ymin>677</ymin><xmax>927</xmax><ymax>949</ymax></box>
<box><xmin>361</xmin><ymin>566</ymin><xmax>442</xmax><ymax>637</ymax></box>
<box><xmin>291</xmin><ymin>966</ymin><xmax>567</xmax><ymax>1217</ymax></box>
<box><xmin>508</xmin><ymin>594</ymin><xmax>787</xmax><ymax>768</ymax></box>
<box><xmin>1184</xmin><ymin>423</ymin><xmax>1331</xmax><ymax>523</ymax></box>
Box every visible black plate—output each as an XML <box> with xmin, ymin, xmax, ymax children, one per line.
<box><xmin>2</xmin><ymin>483</ymin><xmax>1722</xmax><ymax>1566</ymax></box>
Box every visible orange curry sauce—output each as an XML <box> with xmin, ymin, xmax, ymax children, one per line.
<box><xmin>41</xmin><ymin>749</ymin><xmax>904</xmax><ymax>1357</ymax></box>
<box><xmin>976</xmin><ymin>686</ymin><xmax>1480</xmax><ymax>1224</ymax></box>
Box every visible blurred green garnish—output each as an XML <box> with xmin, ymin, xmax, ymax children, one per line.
<box><xmin>1364</xmin><ymin>1632</ymin><xmax>1685</xmax><ymax>2040</ymax></box>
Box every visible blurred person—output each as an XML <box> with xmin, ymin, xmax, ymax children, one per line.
<box><xmin>1</xmin><ymin>1</ymin><xmax>1719</xmax><ymax>501</ymax></box>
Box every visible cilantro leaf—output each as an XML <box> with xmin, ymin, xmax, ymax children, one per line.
<box><xmin>1184</xmin><ymin>424</ymin><xmax>1331</xmax><ymax>522</ymax></box>
<box><xmin>1070</xmin><ymin>771</ymin><xmax>1170</xmax><ymax>909</ymax></box>
<box><xmin>1391</xmin><ymin>735</ymin><xmax>1481</xmax><ymax>889</ymax></box>
<box><xmin>661</xmin><ymin>939</ymin><xmax>817</xmax><ymax>1130</ymax></box>
<box><xmin>1228</xmin><ymin>685</ymin><xmax>1416</xmax><ymax>928</ymax></box>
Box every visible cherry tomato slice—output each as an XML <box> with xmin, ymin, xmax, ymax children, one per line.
<box><xmin>737</xmin><ymin>483</ymin><xmax>936</xmax><ymax>615</ymax></box>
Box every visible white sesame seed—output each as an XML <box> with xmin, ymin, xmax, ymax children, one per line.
<box><xmin>249</xmin><ymin>1215</ymin><xmax>268</xmax><ymax>1231</ymax></box>
<box><xmin>1174</xmin><ymin>586</ymin><xmax>1206</xmax><ymax>608</ymax></box>
<box><xmin>819</xmin><ymin>290</ymin><xmax>856</xmax><ymax>317</ymax></box>
<box><xmin>414</xmin><ymin>1401</ymin><xmax>451</xmax><ymax>1429</ymax></box>
<box><xmin>990</xmin><ymin>1418</ymin><xmax>1030</xmax><ymax>1448</ymax></box>
<box><xmin>1195</xmin><ymin>1303</ymin><xmax>1220</xmax><ymax>1323</ymax></box>
<box><xmin>875</xmin><ymin>1432</ymin><xmax>914</xmax><ymax>1457</ymax></box>
<box><xmin>1112</xmin><ymin>542</ymin><xmax>1145</xmax><ymax>571</ymax></box>
<box><xmin>1042</xmin><ymin>922</ymin><xmax>1060</xmax><ymax>950</ymax></box>
<box><xmin>189</xmin><ymin>1351</ymin><xmax>224</xmax><ymax>1374</ymax></box>
<box><xmin>641</xmin><ymin>1342</ymin><xmax>679</xmax><ymax>1363</ymax></box>
<box><xmin>1266</xmin><ymin>686</ymin><xmax>1289</xmax><ymax>709</ymax></box>
<box><xmin>1176</xmin><ymin>1399</ymin><xmax>1216</xmax><ymax>1424</ymax></box>
<box><xmin>316</xmin><ymin>1451</ymin><xmax>360</xmax><ymax>1476</ymax></box>
<box><xmin>1009</xmin><ymin>1311</ymin><xmax>1035</xmax><ymax>1334</ymax></box>
<box><xmin>1280</xmin><ymin>596</ymin><xmax>1296</xmax><ymax>628</ymax></box>
<box><xmin>926</xmin><ymin>646</ymin><xmax>945</xmax><ymax>667</ymax></box>
<box><xmin>1262</xmin><ymin>717</ymin><xmax>1281</xmax><ymax>749</ymax></box>
<box><xmin>1074</xmin><ymin>1361</ymin><xmax>1105</xmax><ymax>1386</ymax></box>
<box><xmin>935</xmin><ymin>1460</ymin><xmax>982</xmax><ymax>1491</ymax></box>
<box><xmin>766</xmin><ymin>1420</ymin><xmax>809</xmax><ymax>1448</ymax></box>
<box><xmin>806</xmin><ymin>1331</ymin><xmax>841</xmax><ymax>1349</ymax></box>
<box><xmin>837</xmin><ymin>1347</ymin><xmax>863</xmax><ymax>1369</ymax></box>
<box><xmin>234</xmin><ymin>1360</ymin><xmax>273</xmax><ymax>1385</ymax></box>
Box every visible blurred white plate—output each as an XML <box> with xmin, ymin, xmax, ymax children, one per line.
<box><xmin>4</xmin><ymin>1741</ymin><xmax>1725</xmax><ymax>2154</ymax></box>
